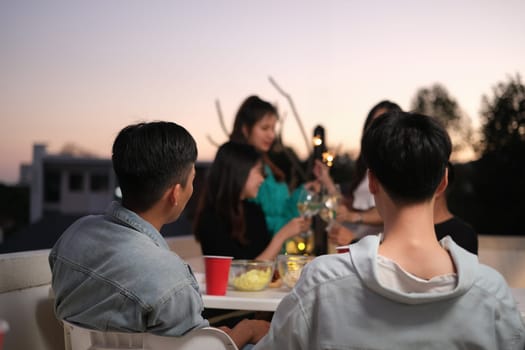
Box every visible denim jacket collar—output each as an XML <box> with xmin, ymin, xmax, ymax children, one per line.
<box><xmin>105</xmin><ymin>201</ymin><xmax>169</xmax><ymax>251</ymax></box>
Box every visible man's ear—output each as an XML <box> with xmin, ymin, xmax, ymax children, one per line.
<box><xmin>368</xmin><ymin>170</ymin><xmax>379</xmax><ymax>195</ymax></box>
<box><xmin>166</xmin><ymin>184</ymin><xmax>181</xmax><ymax>208</ymax></box>
<box><xmin>435</xmin><ymin>167</ymin><xmax>448</xmax><ymax>197</ymax></box>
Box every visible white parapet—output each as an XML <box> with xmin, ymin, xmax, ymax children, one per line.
<box><xmin>478</xmin><ymin>235</ymin><xmax>525</xmax><ymax>288</ymax></box>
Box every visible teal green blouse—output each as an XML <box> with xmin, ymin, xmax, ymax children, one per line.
<box><xmin>252</xmin><ymin>165</ymin><xmax>303</xmax><ymax>236</ymax></box>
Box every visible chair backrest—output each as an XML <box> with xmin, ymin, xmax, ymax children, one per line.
<box><xmin>63</xmin><ymin>321</ymin><xmax>239</xmax><ymax>350</ymax></box>
<box><xmin>0</xmin><ymin>250</ymin><xmax>64</xmax><ymax>350</ymax></box>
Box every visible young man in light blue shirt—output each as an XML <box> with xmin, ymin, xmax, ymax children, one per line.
<box><xmin>255</xmin><ymin>112</ymin><xmax>525</xmax><ymax>349</ymax></box>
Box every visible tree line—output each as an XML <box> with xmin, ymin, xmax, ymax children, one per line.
<box><xmin>270</xmin><ymin>73</ymin><xmax>525</xmax><ymax>235</ymax></box>
<box><xmin>1</xmin><ymin>73</ymin><xmax>523</xmax><ymax>237</ymax></box>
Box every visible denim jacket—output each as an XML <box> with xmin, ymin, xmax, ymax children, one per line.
<box><xmin>49</xmin><ymin>201</ymin><xmax>208</xmax><ymax>336</ymax></box>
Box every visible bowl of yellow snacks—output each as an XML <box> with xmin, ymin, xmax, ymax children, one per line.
<box><xmin>229</xmin><ymin>260</ymin><xmax>275</xmax><ymax>291</ymax></box>
<box><xmin>277</xmin><ymin>254</ymin><xmax>314</xmax><ymax>289</ymax></box>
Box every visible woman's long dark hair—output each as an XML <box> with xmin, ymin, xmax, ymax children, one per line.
<box><xmin>194</xmin><ymin>141</ymin><xmax>262</xmax><ymax>244</ymax></box>
<box><xmin>230</xmin><ymin>95</ymin><xmax>285</xmax><ymax>182</ymax></box>
<box><xmin>348</xmin><ymin>100</ymin><xmax>402</xmax><ymax>201</ymax></box>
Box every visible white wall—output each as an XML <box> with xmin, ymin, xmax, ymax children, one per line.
<box><xmin>478</xmin><ymin>235</ymin><xmax>525</xmax><ymax>288</ymax></box>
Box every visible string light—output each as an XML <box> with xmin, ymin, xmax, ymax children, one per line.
<box><xmin>322</xmin><ymin>151</ymin><xmax>334</xmax><ymax>167</ymax></box>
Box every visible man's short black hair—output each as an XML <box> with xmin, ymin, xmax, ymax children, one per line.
<box><xmin>112</xmin><ymin>121</ymin><xmax>198</xmax><ymax>212</ymax></box>
<box><xmin>361</xmin><ymin>111</ymin><xmax>451</xmax><ymax>204</ymax></box>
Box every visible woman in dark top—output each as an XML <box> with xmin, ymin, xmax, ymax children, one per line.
<box><xmin>194</xmin><ymin>141</ymin><xmax>309</xmax><ymax>260</ymax></box>
<box><xmin>434</xmin><ymin>216</ymin><xmax>478</xmax><ymax>255</ymax></box>
<box><xmin>433</xmin><ymin>162</ymin><xmax>478</xmax><ymax>254</ymax></box>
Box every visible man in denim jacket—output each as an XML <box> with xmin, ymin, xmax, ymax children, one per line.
<box><xmin>50</xmin><ymin>121</ymin><xmax>268</xmax><ymax>348</ymax></box>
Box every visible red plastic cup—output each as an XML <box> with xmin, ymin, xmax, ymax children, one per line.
<box><xmin>336</xmin><ymin>245</ymin><xmax>350</xmax><ymax>254</ymax></box>
<box><xmin>204</xmin><ymin>256</ymin><xmax>233</xmax><ymax>295</ymax></box>
<box><xmin>0</xmin><ymin>320</ymin><xmax>9</xmax><ymax>350</ymax></box>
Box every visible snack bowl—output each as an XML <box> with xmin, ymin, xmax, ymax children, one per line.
<box><xmin>228</xmin><ymin>260</ymin><xmax>275</xmax><ymax>291</ymax></box>
<box><xmin>277</xmin><ymin>254</ymin><xmax>315</xmax><ymax>289</ymax></box>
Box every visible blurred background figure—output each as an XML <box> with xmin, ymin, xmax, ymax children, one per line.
<box><xmin>317</xmin><ymin>100</ymin><xmax>402</xmax><ymax>247</ymax></box>
<box><xmin>434</xmin><ymin>162</ymin><xmax>478</xmax><ymax>254</ymax></box>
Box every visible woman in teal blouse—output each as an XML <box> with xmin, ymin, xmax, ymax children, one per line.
<box><xmin>230</xmin><ymin>95</ymin><xmax>304</xmax><ymax>236</ymax></box>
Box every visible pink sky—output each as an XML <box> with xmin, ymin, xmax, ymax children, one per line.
<box><xmin>1</xmin><ymin>0</ymin><xmax>524</xmax><ymax>184</ymax></box>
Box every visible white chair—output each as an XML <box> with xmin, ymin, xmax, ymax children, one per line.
<box><xmin>63</xmin><ymin>320</ymin><xmax>239</xmax><ymax>350</ymax></box>
<box><xmin>0</xmin><ymin>249</ymin><xmax>64</xmax><ymax>350</ymax></box>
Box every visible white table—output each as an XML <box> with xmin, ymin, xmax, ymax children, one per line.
<box><xmin>193</xmin><ymin>272</ymin><xmax>289</xmax><ymax>312</ymax></box>
<box><xmin>202</xmin><ymin>287</ymin><xmax>289</xmax><ymax>312</ymax></box>
<box><xmin>201</xmin><ymin>287</ymin><xmax>525</xmax><ymax>317</ymax></box>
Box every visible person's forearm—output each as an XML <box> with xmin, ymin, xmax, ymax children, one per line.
<box><xmin>345</xmin><ymin>207</ymin><xmax>383</xmax><ymax>225</ymax></box>
<box><xmin>256</xmin><ymin>232</ymin><xmax>287</xmax><ymax>261</ymax></box>
<box><xmin>313</xmin><ymin>160</ymin><xmax>338</xmax><ymax>194</ymax></box>
<box><xmin>229</xmin><ymin>319</ymin><xmax>270</xmax><ymax>348</ymax></box>
<box><xmin>229</xmin><ymin>321</ymin><xmax>253</xmax><ymax>348</ymax></box>
<box><xmin>319</xmin><ymin>174</ymin><xmax>337</xmax><ymax>194</ymax></box>
<box><xmin>363</xmin><ymin>207</ymin><xmax>383</xmax><ymax>225</ymax></box>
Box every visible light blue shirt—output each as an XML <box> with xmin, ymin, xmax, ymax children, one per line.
<box><xmin>255</xmin><ymin>235</ymin><xmax>525</xmax><ymax>349</ymax></box>
<box><xmin>49</xmin><ymin>201</ymin><xmax>209</xmax><ymax>336</ymax></box>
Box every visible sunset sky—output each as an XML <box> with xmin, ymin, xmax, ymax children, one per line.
<box><xmin>1</xmin><ymin>0</ymin><xmax>524</xmax><ymax>184</ymax></box>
